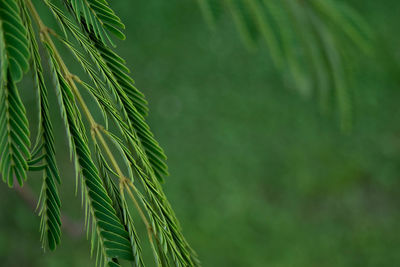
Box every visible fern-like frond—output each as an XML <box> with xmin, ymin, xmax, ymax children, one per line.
<box><xmin>0</xmin><ymin>70</ymin><xmax>30</xmax><ymax>187</ymax></box>
<box><xmin>19</xmin><ymin>3</ymin><xmax>62</xmax><ymax>250</ymax></box>
<box><xmin>0</xmin><ymin>0</ymin><xmax>30</xmax><ymax>187</ymax></box>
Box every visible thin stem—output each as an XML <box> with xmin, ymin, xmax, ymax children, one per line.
<box><xmin>124</xmin><ymin>181</ymin><xmax>163</xmax><ymax>265</ymax></box>
<box><xmin>124</xmin><ymin>181</ymin><xmax>154</xmax><ymax>242</ymax></box>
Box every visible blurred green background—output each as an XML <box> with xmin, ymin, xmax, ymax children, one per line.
<box><xmin>1</xmin><ymin>0</ymin><xmax>400</xmax><ymax>266</ymax></box>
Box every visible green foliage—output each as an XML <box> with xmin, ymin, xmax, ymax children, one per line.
<box><xmin>0</xmin><ymin>71</ymin><xmax>30</xmax><ymax>187</ymax></box>
<box><xmin>0</xmin><ymin>0</ymin><xmax>377</xmax><ymax>266</ymax></box>
<box><xmin>0</xmin><ymin>0</ymin><xmax>197</xmax><ymax>266</ymax></box>
<box><xmin>0</xmin><ymin>0</ymin><xmax>31</xmax><ymax>188</ymax></box>
<box><xmin>47</xmin><ymin>0</ymin><xmax>168</xmax><ymax>182</ymax></box>
<box><xmin>48</xmin><ymin>43</ymin><xmax>137</xmax><ymax>266</ymax></box>
<box><xmin>92</xmin><ymin>41</ymin><xmax>169</xmax><ymax>182</ymax></box>
<box><xmin>67</xmin><ymin>0</ymin><xmax>126</xmax><ymax>44</ymax></box>
<box><xmin>22</xmin><ymin>4</ymin><xmax>62</xmax><ymax>250</ymax></box>
<box><xmin>0</xmin><ymin>0</ymin><xmax>30</xmax><ymax>81</ymax></box>
<box><xmin>198</xmin><ymin>0</ymin><xmax>373</xmax><ymax>129</ymax></box>
<box><xmin>0</xmin><ymin>1</ymin><xmax>398</xmax><ymax>266</ymax></box>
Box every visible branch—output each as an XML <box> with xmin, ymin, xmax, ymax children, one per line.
<box><xmin>13</xmin><ymin>180</ymin><xmax>83</xmax><ymax>238</ymax></box>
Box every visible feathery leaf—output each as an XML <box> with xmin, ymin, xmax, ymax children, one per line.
<box><xmin>0</xmin><ymin>0</ymin><xmax>30</xmax><ymax>187</ymax></box>
<box><xmin>20</xmin><ymin>3</ymin><xmax>62</xmax><ymax>250</ymax></box>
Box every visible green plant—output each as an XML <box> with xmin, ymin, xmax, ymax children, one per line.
<box><xmin>0</xmin><ymin>0</ymin><xmax>372</xmax><ymax>266</ymax></box>
<box><xmin>197</xmin><ymin>0</ymin><xmax>372</xmax><ymax>130</ymax></box>
<box><xmin>0</xmin><ymin>0</ymin><xmax>198</xmax><ymax>266</ymax></box>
